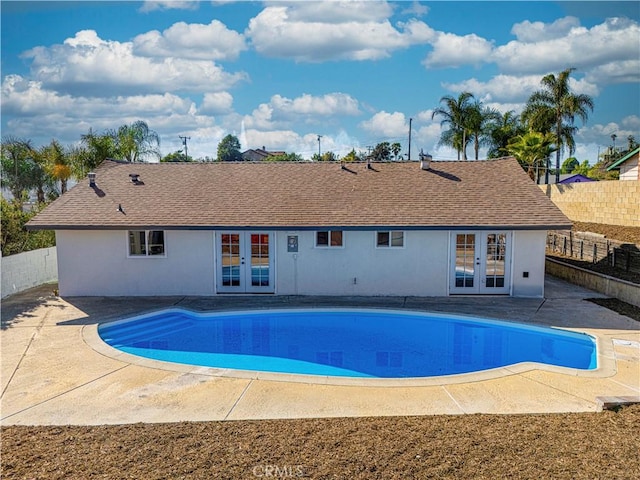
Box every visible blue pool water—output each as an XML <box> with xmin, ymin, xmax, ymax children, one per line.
<box><xmin>98</xmin><ymin>308</ymin><xmax>597</xmax><ymax>378</ymax></box>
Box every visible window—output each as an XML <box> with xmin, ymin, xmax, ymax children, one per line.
<box><xmin>316</xmin><ymin>230</ymin><xmax>343</xmax><ymax>247</ymax></box>
<box><xmin>128</xmin><ymin>230</ymin><xmax>165</xmax><ymax>256</ymax></box>
<box><xmin>377</xmin><ymin>231</ymin><xmax>404</xmax><ymax>248</ymax></box>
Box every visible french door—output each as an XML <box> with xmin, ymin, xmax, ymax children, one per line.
<box><xmin>217</xmin><ymin>232</ymin><xmax>274</xmax><ymax>293</ymax></box>
<box><xmin>450</xmin><ymin>232</ymin><xmax>511</xmax><ymax>295</ymax></box>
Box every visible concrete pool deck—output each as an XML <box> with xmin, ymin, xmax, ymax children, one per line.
<box><xmin>1</xmin><ymin>276</ymin><xmax>638</xmax><ymax>425</ymax></box>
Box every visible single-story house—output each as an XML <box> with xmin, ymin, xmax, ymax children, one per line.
<box><xmin>606</xmin><ymin>147</ymin><xmax>640</xmax><ymax>180</ymax></box>
<box><xmin>557</xmin><ymin>173</ymin><xmax>594</xmax><ymax>184</ymax></box>
<box><xmin>27</xmin><ymin>157</ymin><xmax>570</xmax><ymax>297</ymax></box>
<box><xmin>241</xmin><ymin>147</ymin><xmax>286</xmax><ymax>162</ymax></box>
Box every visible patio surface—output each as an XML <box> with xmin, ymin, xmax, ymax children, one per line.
<box><xmin>1</xmin><ymin>276</ymin><xmax>638</xmax><ymax>425</ymax></box>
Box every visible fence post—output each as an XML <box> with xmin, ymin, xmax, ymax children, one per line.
<box><xmin>563</xmin><ymin>236</ymin><xmax>567</xmax><ymax>255</ymax></box>
<box><xmin>593</xmin><ymin>242</ymin><xmax>597</xmax><ymax>264</ymax></box>
<box><xmin>580</xmin><ymin>240</ymin><xmax>584</xmax><ymax>260</ymax></box>
<box><xmin>569</xmin><ymin>231</ymin><xmax>573</xmax><ymax>257</ymax></box>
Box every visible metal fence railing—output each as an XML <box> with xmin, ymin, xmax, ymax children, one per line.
<box><xmin>546</xmin><ymin>230</ymin><xmax>640</xmax><ymax>275</ymax></box>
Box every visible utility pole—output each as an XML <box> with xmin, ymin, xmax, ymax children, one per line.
<box><xmin>317</xmin><ymin>135</ymin><xmax>323</xmax><ymax>160</ymax></box>
<box><xmin>408</xmin><ymin>118</ymin><xmax>412</xmax><ymax>161</ymax></box>
<box><xmin>179</xmin><ymin>135</ymin><xmax>190</xmax><ymax>161</ymax></box>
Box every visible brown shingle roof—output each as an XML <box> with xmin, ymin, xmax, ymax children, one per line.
<box><xmin>27</xmin><ymin>158</ymin><xmax>571</xmax><ymax>230</ymax></box>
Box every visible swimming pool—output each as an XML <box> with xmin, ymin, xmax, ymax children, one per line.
<box><xmin>98</xmin><ymin>308</ymin><xmax>597</xmax><ymax>378</ymax></box>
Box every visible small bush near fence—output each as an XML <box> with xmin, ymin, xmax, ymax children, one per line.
<box><xmin>546</xmin><ymin>230</ymin><xmax>640</xmax><ymax>277</ymax></box>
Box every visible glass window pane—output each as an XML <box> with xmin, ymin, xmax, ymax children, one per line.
<box><xmin>317</xmin><ymin>231</ymin><xmax>329</xmax><ymax>246</ymax></box>
<box><xmin>330</xmin><ymin>231</ymin><xmax>343</xmax><ymax>246</ymax></box>
<box><xmin>377</xmin><ymin>232</ymin><xmax>389</xmax><ymax>247</ymax></box>
<box><xmin>391</xmin><ymin>231</ymin><xmax>404</xmax><ymax>247</ymax></box>
<box><xmin>128</xmin><ymin>231</ymin><xmax>146</xmax><ymax>255</ymax></box>
<box><xmin>148</xmin><ymin>231</ymin><xmax>164</xmax><ymax>255</ymax></box>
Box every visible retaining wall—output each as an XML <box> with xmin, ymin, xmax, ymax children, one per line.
<box><xmin>1</xmin><ymin>247</ymin><xmax>58</xmax><ymax>298</ymax></box>
<box><xmin>545</xmin><ymin>257</ymin><xmax>640</xmax><ymax>307</ymax></box>
<box><xmin>539</xmin><ymin>180</ymin><xmax>639</xmax><ymax>227</ymax></box>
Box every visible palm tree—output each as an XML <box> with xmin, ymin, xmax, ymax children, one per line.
<box><xmin>466</xmin><ymin>100</ymin><xmax>502</xmax><ymax>160</ymax></box>
<box><xmin>487</xmin><ymin>111</ymin><xmax>523</xmax><ymax>158</ymax></box>
<box><xmin>0</xmin><ymin>136</ymin><xmax>55</xmax><ymax>204</ymax></box>
<box><xmin>391</xmin><ymin>142</ymin><xmax>402</xmax><ymax>160</ymax></box>
<box><xmin>522</xmin><ymin>68</ymin><xmax>594</xmax><ymax>183</ymax></box>
<box><xmin>507</xmin><ymin>131</ymin><xmax>557</xmax><ymax>183</ymax></box>
<box><xmin>110</xmin><ymin>120</ymin><xmax>161</xmax><ymax>162</ymax></box>
<box><xmin>79</xmin><ymin>128</ymin><xmax>118</xmax><ymax>172</ymax></box>
<box><xmin>39</xmin><ymin>140</ymin><xmax>72</xmax><ymax>194</ymax></box>
<box><xmin>432</xmin><ymin>92</ymin><xmax>475</xmax><ymax>160</ymax></box>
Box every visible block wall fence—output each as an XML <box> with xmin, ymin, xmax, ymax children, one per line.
<box><xmin>539</xmin><ymin>181</ymin><xmax>639</xmax><ymax>227</ymax></box>
<box><xmin>1</xmin><ymin>247</ymin><xmax>57</xmax><ymax>298</ymax></box>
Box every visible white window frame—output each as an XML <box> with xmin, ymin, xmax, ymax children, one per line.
<box><xmin>376</xmin><ymin>231</ymin><xmax>405</xmax><ymax>248</ymax></box>
<box><xmin>315</xmin><ymin>230</ymin><xmax>344</xmax><ymax>248</ymax></box>
<box><xmin>127</xmin><ymin>230</ymin><xmax>167</xmax><ymax>257</ymax></box>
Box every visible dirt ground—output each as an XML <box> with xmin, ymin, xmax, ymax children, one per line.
<box><xmin>571</xmin><ymin>222</ymin><xmax>640</xmax><ymax>246</ymax></box>
<box><xmin>2</xmin><ymin>405</ymin><xmax>639</xmax><ymax>480</ymax></box>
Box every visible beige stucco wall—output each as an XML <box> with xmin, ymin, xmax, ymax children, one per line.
<box><xmin>539</xmin><ymin>180</ymin><xmax>640</xmax><ymax>227</ymax></box>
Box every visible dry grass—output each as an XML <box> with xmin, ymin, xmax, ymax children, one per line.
<box><xmin>2</xmin><ymin>405</ymin><xmax>639</xmax><ymax>479</ymax></box>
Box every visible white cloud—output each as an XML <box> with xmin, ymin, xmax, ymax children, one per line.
<box><xmin>133</xmin><ymin>20</ymin><xmax>247</xmax><ymax>61</ymax></box>
<box><xmin>443</xmin><ymin>73</ymin><xmax>599</xmax><ymax>104</ymax></box>
<box><xmin>577</xmin><ymin>120</ymin><xmax>640</xmax><ymax>148</ymax></box>
<box><xmin>423</xmin><ymin>32</ymin><xmax>493</xmax><ymax>68</ymax></box>
<box><xmin>23</xmin><ymin>30</ymin><xmax>248</xmax><ymax>96</ymax></box>
<box><xmin>1</xmin><ymin>74</ymin><xmax>194</xmax><ymax>117</ymax></box>
<box><xmin>243</xmin><ymin>128</ymin><xmax>306</xmax><ymax>153</ymax></box>
<box><xmin>586</xmin><ymin>60</ymin><xmax>640</xmax><ymax>85</ymax></box>
<box><xmin>359</xmin><ymin>111</ymin><xmax>407</xmax><ymax>137</ymax></box>
<box><xmin>494</xmin><ymin>17</ymin><xmax>640</xmax><ymax>77</ymax></box>
<box><xmin>511</xmin><ymin>16</ymin><xmax>580</xmax><ymax>43</ymax></box>
<box><xmin>271</xmin><ymin>93</ymin><xmax>360</xmax><ymax>117</ymax></box>
<box><xmin>244</xmin><ymin>92</ymin><xmax>361</xmax><ymax>129</ymax></box>
<box><xmin>246</xmin><ymin>5</ymin><xmax>433</xmax><ymax>62</ymax></box>
<box><xmin>139</xmin><ymin>1</ymin><xmax>199</xmax><ymax>13</ymax></box>
<box><xmin>401</xmin><ymin>1</ymin><xmax>429</xmax><ymax>17</ymax></box>
<box><xmin>200</xmin><ymin>92</ymin><xmax>234</xmax><ymax>115</ymax></box>
<box><xmin>278</xmin><ymin>0</ymin><xmax>395</xmax><ymax>23</ymax></box>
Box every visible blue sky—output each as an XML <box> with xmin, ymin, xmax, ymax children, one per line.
<box><xmin>2</xmin><ymin>1</ymin><xmax>639</xmax><ymax>162</ymax></box>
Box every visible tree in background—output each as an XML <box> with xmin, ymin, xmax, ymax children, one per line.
<box><xmin>312</xmin><ymin>151</ymin><xmax>338</xmax><ymax>162</ymax></box>
<box><xmin>507</xmin><ymin>131</ymin><xmax>557</xmax><ymax>182</ymax></box>
<box><xmin>432</xmin><ymin>92</ymin><xmax>475</xmax><ymax>160</ymax></box>
<box><xmin>370</xmin><ymin>142</ymin><xmax>392</xmax><ymax>161</ymax></box>
<box><xmin>466</xmin><ymin>100</ymin><xmax>501</xmax><ymax>160</ymax></box>
<box><xmin>39</xmin><ymin>139</ymin><xmax>72</xmax><ymax>194</ymax></box>
<box><xmin>1</xmin><ymin>198</ymin><xmax>56</xmax><ymax>256</ymax></box>
<box><xmin>391</xmin><ymin>142</ymin><xmax>402</xmax><ymax>160</ymax></box>
<box><xmin>76</xmin><ymin>128</ymin><xmax>118</xmax><ymax>174</ymax></box>
<box><xmin>522</xmin><ymin>68</ymin><xmax>594</xmax><ymax>183</ymax></box>
<box><xmin>560</xmin><ymin>157</ymin><xmax>579</xmax><ymax>174</ymax></box>
<box><xmin>341</xmin><ymin>149</ymin><xmax>365</xmax><ymax>162</ymax></box>
<box><xmin>110</xmin><ymin>120</ymin><xmax>161</xmax><ymax>162</ymax></box>
<box><xmin>217</xmin><ymin>134</ymin><xmax>243</xmax><ymax>161</ymax></box>
<box><xmin>1</xmin><ymin>137</ymin><xmax>56</xmax><ymax>204</ymax></box>
<box><xmin>267</xmin><ymin>152</ymin><xmax>303</xmax><ymax>162</ymax></box>
<box><xmin>161</xmin><ymin>150</ymin><xmax>194</xmax><ymax>162</ymax></box>
<box><xmin>487</xmin><ymin>111</ymin><xmax>524</xmax><ymax>158</ymax></box>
